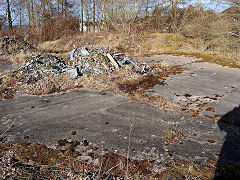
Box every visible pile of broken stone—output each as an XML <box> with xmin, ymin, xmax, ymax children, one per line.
<box><xmin>14</xmin><ymin>47</ymin><xmax>150</xmax><ymax>83</ymax></box>
<box><xmin>0</xmin><ymin>47</ymin><xmax>150</xmax><ymax>100</ymax></box>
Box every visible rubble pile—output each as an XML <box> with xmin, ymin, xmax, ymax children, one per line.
<box><xmin>0</xmin><ymin>47</ymin><xmax>151</xmax><ymax>99</ymax></box>
<box><xmin>69</xmin><ymin>47</ymin><xmax>150</xmax><ymax>77</ymax></box>
<box><xmin>14</xmin><ymin>53</ymin><xmax>69</xmax><ymax>83</ymax></box>
<box><xmin>14</xmin><ymin>47</ymin><xmax>150</xmax><ymax>84</ymax></box>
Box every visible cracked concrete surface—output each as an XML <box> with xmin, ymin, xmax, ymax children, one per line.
<box><xmin>0</xmin><ymin>64</ymin><xmax>13</xmax><ymax>73</ymax></box>
<box><xmin>1</xmin><ymin>55</ymin><xmax>240</xmax><ymax>170</ymax></box>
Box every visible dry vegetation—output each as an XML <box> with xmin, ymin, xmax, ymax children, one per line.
<box><xmin>0</xmin><ymin>36</ymin><xmax>37</xmax><ymax>64</ymax></box>
<box><xmin>0</xmin><ymin>142</ymin><xmax>217</xmax><ymax>179</ymax></box>
<box><xmin>1</xmin><ymin>0</ymin><xmax>240</xmax><ymax>179</ymax></box>
<box><xmin>23</xmin><ymin>74</ymin><xmax>83</xmax><ymax>95</ymax></box>
<box><xmin>36</xmin><ymin>29</ymin><xmax>240</xmax><ymax>68</ymax></box>
<box><xmin>1</xmin><ymin>1</ymin><xmax>239</xmax><ymax>67</ymax></box>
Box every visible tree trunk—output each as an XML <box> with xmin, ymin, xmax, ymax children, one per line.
<box><xmin>65</xmin><ymin>0</ymin><xmax>67</xmax><ymax>17</ymax></box>
<box><xmin>57</xmin><ymin>0</ymin><xmax>60</xmax><ymax>16</ymax></box>
<box><xmin>62</xmin><ymin>0</ymin><xmax>64</xmax><ymax>14</ymax></box>
<box><xmin>86</xmin><ymin>1</ymin><xmax>89</xmax><ymax>32</ymax></box>
<box><xmin>6</xmin><ymin>0</ymin><xmax>13</xmax><ymax>30</ymax></box>
<box><xmin>19</xmin><ymin>7</ymin><xmax>22</xmax><ymax>27</ymax></box>
<box><xmin>31</xmin><ymin>0</ymin><xmax>35</xmax><ymax>25</ymax></box>
<box><xmin>145</xmin><ymin>0</ymin><xmax>149</xmax><ymax>17</ymax></box>
<box><xmin>93</xmin><ymin>0</ymin><xmax>96</xmax><ymax>31</ymax></box>
<box><xmin>81</xmin><ymin>0</ymin><xmax>84</xmax><ymax>33</ymax></box>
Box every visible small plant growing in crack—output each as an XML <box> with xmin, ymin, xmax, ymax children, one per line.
<box><xmin>165</xmin><ymin>129</ymin><xmax>184</xmax><ymax>145</ymax></box>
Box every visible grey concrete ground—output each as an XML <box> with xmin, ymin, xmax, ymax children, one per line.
<box><xmin>138</xmin><ymin>55</ymin><xmax>240</xmax><ymax>121</ymax></box>
<box><xmin>0</xmin><ymin>64</ymin><xmax>13</xmax><ymax>73</ymax></box>
<box><xmin>1</xmin><ymin>55</ymin><xmax>240</xmax><ymax>169</ymax></box>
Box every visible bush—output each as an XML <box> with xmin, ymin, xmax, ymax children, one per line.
<box><xmin>180</xmin><ymin>6</ymin><xmax>240</xmax><ymax>53</ymax></box>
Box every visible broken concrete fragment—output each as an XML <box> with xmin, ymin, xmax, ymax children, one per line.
<box><xmin>80</xmin><ymin>47</ymin><xmax>90</xmax><ymax>56</ymax></box>
<box><xmin>63</xmin><ymin>68</ymin><xmax>79</xmax><ymax>79</ymax></box>
<box><xmin>107</xmin><ymin>53</ymin><xmax>119</xmax><ymax>69</ymax></box>
<box><xmin>68</xmin><ymin>46</ymin><xmax>150</xmax><ymax>76</ymax></box>
<box><xmin>70</xmin><ymin>48</ymin><xmax>78</xmax><ymax>60</ymax></box>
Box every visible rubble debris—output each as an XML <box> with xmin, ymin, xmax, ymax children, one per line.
<box><xmin>107</xmin><ymin>53</ymin><xmax>119</xmax><ymax>69</ymax></box>
<box><xmin>69</xmin><ymin>47</ymin><xmax>150</xmax><ymax>76</ymax></box>
<box><xmin>12</xmin><ymin>47</ymin><xmax>149</xmax><ymax>85</ymax></box>
<box><xmin>0</xmin><ymin>46</ymin><xmax>151</xmax><ymax>99</ymax></box>
<box><xmin>16</xmin><ymin>53</ymin><xmax>69</xmax><ymax>82</ymax></box>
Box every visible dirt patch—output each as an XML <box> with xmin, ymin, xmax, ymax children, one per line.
<box><xmin>0</xmin><ymin>70</ymin><xmax>19</xmax><ymax>100</ymax></box>
<box><xmin>99</xmin><ymin>152</ymin><xmax>153</xmax><ymax>177</ymax></box>
<box><xmin>165</xmin><ymin>129</ymin><xmax>184</xmax><ymax>145</ymax></box>
<box><xmin>118</xmin><ymin>65</ymin><xmax>185</xmax><ymax>95</ymax></box>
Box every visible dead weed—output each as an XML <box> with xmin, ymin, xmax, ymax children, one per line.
<box><xmin>79</xmin><ymin>66</ymin><xmax>183</xmax><ymax>110</ymax></box>
<box><xmin>23</xmin><ymin>74</ymin><xmax>82</xmax><ymax>95</ymax></box>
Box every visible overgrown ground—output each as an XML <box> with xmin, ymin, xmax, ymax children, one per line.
<box><xmin>1</xmin><ymin>31</ymin><xmax>239</xmax><ymax>68</ymax></box>
<box><xmin>37</xmin><ymin>32</ymin><xmax>240</xmax><ymax>69</ymax></box>
<box><xmin>0</xmin><ymin>32</ymin><xmax>240</xmax><ymax>179</ymax></box>
<box><xmin>0</xmin><ymin>141</ymin><xmax>216</xmax><ymax>179</ymax></box>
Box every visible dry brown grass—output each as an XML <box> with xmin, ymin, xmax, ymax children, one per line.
<box><xmin>79</xmin><ymin>68</ymin><xmax>180</xmax><ymax>110</ymax></box>
<box><xmin>23</xmin><ymin>74</ymin><xmax>82</xmax><ymax>95</ymax></box>
<box><xmin>0</xmin><ymin>36</ymin><xmax>37</xmax><ymax>64</ymax></box>
<box><xmin>0</xmin><ymin>52</ymin><xmax>36</xmax><ymax>65</ymax></box>
<box><xmin>37</xmin><ymin>31</ymin><xmax>240</xmax><ymax>68</ymax></box>
<box><xmin>37</xmin><ymin>32</ymin><xmax>101</xmax><ymax>53</ymax></box>
<box><xmin>79</xmin><ymin>69</ymin><xmax>141</xmax><ymax>93</ymax></box>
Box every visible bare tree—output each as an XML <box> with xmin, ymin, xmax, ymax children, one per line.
<box><xmin>216</xmin><ymin>0</ymin><xmax>240</xmax><ymax>6</ymax></box>
<box><xmin>7</xmin><ymin>0</ymin><xmax>13</xmax><ymax>30</ymax></box>
<box><xmin>81</xmin><ymin>0</ymin><xmax>84</xmax><ymax>33</ymax></box>
<box><xmin>93</xmin><ymin>0</ymin><xmax>96</xmax><ymax>30</ymax></box>
<box><xmin>65</xmin><ymin>0</ymin><xmax>67</xmax><ymax>16</ymax></box>
<box><xmin>0</xmin><ymin>15</ymin><xmax>6</xmax><ymax>30</ymax></box>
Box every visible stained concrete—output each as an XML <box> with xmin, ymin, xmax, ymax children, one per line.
<box><xmin>1</xmin><ymin>55</ymin><xmax>240</xmax><ymax>169</ymax></box>
<box><xmin>0</xmin><ymin>64</ymin><xmax>13</xmax><ymax>73</ymax></box>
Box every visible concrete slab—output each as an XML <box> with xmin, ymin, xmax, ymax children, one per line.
<box><xmin>0</xmin><ymin>64</ymin><xmax>13</xmax><ymax>73</ymax></box>
<box><xmin>0</xmin><ymin>88</ymin><xmax>239</xmax><ymax>168</ymax></box>
<box><xmin>136</xmin><ymin>54</ymin><xmax>198</xmax><ymax>65</ymax></box>
<box><xmin>0</xmin><ymin>55</ymin><xmax>240</xmax><ymax>171</ymax></box>
<box><xmin>148</xmin><ymin>61</ymin><xmax>240</xmax><ymax>119</ymax></box>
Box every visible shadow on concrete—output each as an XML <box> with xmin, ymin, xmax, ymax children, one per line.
<box><xmin>214</xmin><ymin>105</ymin><xmax>240</xmax><ymax>179</ymax></box>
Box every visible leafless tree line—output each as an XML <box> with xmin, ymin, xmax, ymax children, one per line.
<box><xmin>1</xmin><ymin>0</ymin><xmax>239</xmax><ymax>51</ymax></box>
<box><xmin>1</xmin><ymin>0</ymin><xmax>196</xmax><ymax>31</ymax></box>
